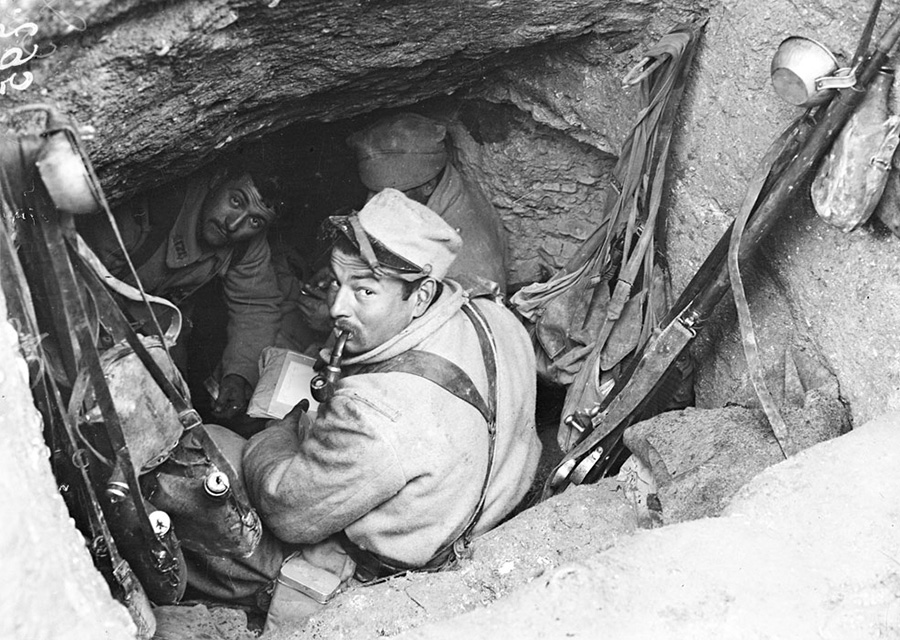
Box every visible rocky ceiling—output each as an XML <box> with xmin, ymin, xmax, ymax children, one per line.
<box><xmin>5</xmin><ymin>0</ymin><xmax>705</xmax><ymax>201</ymax></box>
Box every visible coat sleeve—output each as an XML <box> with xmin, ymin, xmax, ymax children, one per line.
<box><xmin>243</xmin><ymin>389</ymin><xmax>408</xmax><ymax>545</ymax></box>
<box><xmin>219</xmin><ymin>236</ymin><xmax>283</xmax><ymax>386</ymax></box>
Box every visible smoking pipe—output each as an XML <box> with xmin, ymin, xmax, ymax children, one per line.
<box><xmin>310</xmin><ymin>330</ymin><xmax>349</xmax><ymax>403</ymax></box>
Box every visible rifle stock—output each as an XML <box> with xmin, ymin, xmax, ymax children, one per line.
<box><xmin>541</xmin><ymin>10</ymin><xmax>900</xmax><ymax>500</ymax></box>
<box><xmin>542</xmin><ymin>310</ymin><xmax>695</xmax><ymax>498</ymax></box>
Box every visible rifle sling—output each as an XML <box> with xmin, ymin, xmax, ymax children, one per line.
<box><xmin>728</xmin><ymin>117</ymin><xmax>808</xmax><ymax>458</ymax></box>
<box><xmin>26</xmin><ymin>184</ymin><xmax>168</xmax><ymax>559</ymax></box>
<box><xmin>2</xmin><ymin>129</ymin><xmax>139</xmax><ymax>587</ymax></box>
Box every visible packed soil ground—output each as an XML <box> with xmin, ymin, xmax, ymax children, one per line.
<box><xmin>5</xmin><ymin>1</ymin><xmax>900</xmax><ymax>637</ymax></box>
<box><xmin>152</xmin><ymin>396</ymin><xmax>573</xmax><ymax>640</ymax></box>
<box><xmin>151</xmin><ymin>383</ymin><xmax>896</xmax><ymax>640</ymax></box>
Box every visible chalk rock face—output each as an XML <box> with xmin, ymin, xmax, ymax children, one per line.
<box><xmin>661</xmin><ymin>0</ymin><xmax>900</xmax><ymax>427</ymax></box>
<box><xmin>402</xmin><ymin>414</ymin><xmax>900</xmax><ymax>639</ymax></box>
<box><xmin>10</xmin><ymin>0</ymin><xmax>698</xmax><ymax>200</ymax></box>
<box><xmin>0</xmin><ymin>303</ymin><xmax>136</xmax><ymax>639</ymax></box>
<box><xmin>623</xmin><ymin>398</ymin><xmax>849</xmax><ymax>525</ymax></box>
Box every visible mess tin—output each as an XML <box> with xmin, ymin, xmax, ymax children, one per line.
<box><xmin>770</xmin><ymin>36</ymin><xmax>856</xmax><ymax>107</ymax></box>
<box><xmin>30</xmin><ymin>107</ymin><xmax>103</xmax><ymax>215</ymax></box>
<box><xmin>264</xmin><ymin>555</ymin><xmax>342</xmax><ymax>634</ymax></box>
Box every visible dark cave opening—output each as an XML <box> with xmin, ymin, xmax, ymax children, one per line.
<box><xmin>179</xmin><ymin>97</ymin><xmax>579</xmax><ymax>465</ymax></box>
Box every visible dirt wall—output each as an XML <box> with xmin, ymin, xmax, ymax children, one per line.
<box><xmin>481</xmin><ymin>0</ymin><xmax>900</xmax><ymax>425</ymax></box>
<box><xmin>6</xmin><ymin>0</ymin><xmax>670</xmax><ymax>203</ymax></box>
<box><xmin>664</xmin><ymin>0</ymin><xmax>900</xmax><ymax>424</ymax></box>
<box><xmin>3</xmin><ymin>0</ymin><xmax>900</xmax><ymax>636</ymax></box>
<box><xmin>404</xmin><ymin>413</ymin><xmax>900</xmax><ymax>639</ymax></box>
<box><xmin>0</xmin><ymin>287</ymin><xmax>135</xmax><ymax>639</ymax></box>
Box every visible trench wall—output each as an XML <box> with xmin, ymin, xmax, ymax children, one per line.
<box><xmin>470</xmin><ymin>0</ymin><xmax>900</xmax><ymax>426</ymax></box>
<box><xmin>0</xmin><ymin>286</ymin><xmax>135</xmax><ymax>639</ymax></box>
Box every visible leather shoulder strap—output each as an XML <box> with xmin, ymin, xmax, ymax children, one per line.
<box><xmin>340</xmin><ymin>301</ymin><xmax>500</xmax><ymax>581</ymax></box>
<box><xmin>353</xmin><ymin>349</ymin><xmax>490</xmax><ymax>423</ymax></box>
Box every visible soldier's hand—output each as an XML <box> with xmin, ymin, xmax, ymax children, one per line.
<box><xmin>297</xmin><ymin>295</ymin><xmax>331</xmax><ymax>333</ymax></box>
<box><xmin>212</xmin><ymin>374</ymin><xmax>252</xmax><ymax>420</ymax></box>
<box><xmin>298</xmin><ymin>267</ymin><xmax>333</xmax><ymax>332</ymax></box>
<box><xmin>289</xmin><ymin>398</ymin><xmax>310</xmax><ymax>415</ymax></box>
<box><xmin>264</xmin><ymin>398</ymin><xmax>310</xmax><ymax>434</ymax></box>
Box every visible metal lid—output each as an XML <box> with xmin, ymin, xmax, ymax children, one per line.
<box><xmin>277</xmin><ymin>557</ymin><xmax>342</xmax><ymax>604</ymax></box>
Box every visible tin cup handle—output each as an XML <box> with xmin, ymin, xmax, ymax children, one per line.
<box><xmin>815</xmin><ymin>67</ymin><xmax>857</xmax><ymax>91</ymax></box>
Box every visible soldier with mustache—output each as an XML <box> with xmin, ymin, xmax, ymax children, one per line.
<box><xmin>79</xmin><ymin>160</ymin><xmax>284</xmax><ymax>428</ymax></box>
<box><xmin>182</xmin><ymin>189</ymin><xmax>541</xmax><ymax>623</ymax></box>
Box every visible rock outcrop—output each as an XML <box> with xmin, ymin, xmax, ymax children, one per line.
<box><xmin>8</xmin><ymin>0</ymin><xmax>700</xmax><ymax>201</ymax></box>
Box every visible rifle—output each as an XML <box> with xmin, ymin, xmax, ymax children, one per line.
<box><xmin>2</xmin><ymin>108</ymin><xmax>187</xmax><ymax>606</ymax></box>
<box><xmin>542</xmin><ymin>11</ymin><xmax>900</xmax><ymax>500</ymax></box>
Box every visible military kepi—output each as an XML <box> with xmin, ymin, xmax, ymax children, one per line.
<box><xmin>341</xmin><ymin>189</ymin><xmax>462</xmax><ymax>281</ymax></box>
<box><xmin>347</xmin><ymin>114</ymin><xmax>448</xmax><ymax>192</ymax></box>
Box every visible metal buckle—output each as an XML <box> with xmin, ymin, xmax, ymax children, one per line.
<box><xmin>569</xmin><ymin>448</ymin><xmax>604</xmax><ymax>486</ymax></box>
<box><xmin>178</xmin><ymin>408</ymin><xmax>202</xmax><ymax>430</ymax></box>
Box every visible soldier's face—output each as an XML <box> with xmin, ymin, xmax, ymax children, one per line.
<box><xmin>198</xmin><ymin>173</ymin><xmax>276</xmax><ymax>248</ymax></box>
<box><xmin>326</xmin><ymin>248</ymin><xmax>420</xmax><ymax>354</ymax></box>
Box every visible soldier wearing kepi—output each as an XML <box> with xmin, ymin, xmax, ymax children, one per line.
<box><xmin>183</xmin><ymin>189</ymin><xmax>541</xmax><ymax>616</ymax></box>
<box><xmin>346</xmin><ymin>113</ymin><xmax>509</xmax><ymax>296</ymax></box>
<box><xmin>247</xmin><ymin>188</ymin><xmax>540</xmax><ymax>575</ymax></box>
